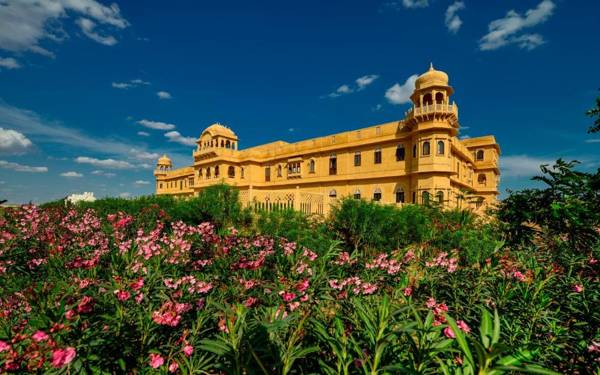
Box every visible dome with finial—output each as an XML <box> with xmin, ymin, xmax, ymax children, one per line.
<box><xmin>157</xmin><ymin>154</ymin><xmax>172</xmax><ymax>165</ymax></box>
<box><xmin>415</xmin><ymin>63</ymin><xmax>450</xmax><ymax>90</ymax></box>
<box><xmin>201</xmin><ymin>123</ymin><xmax>238</xmax><ymax>139</ymax></box>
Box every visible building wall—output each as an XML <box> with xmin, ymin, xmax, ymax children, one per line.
<box><xmin>154</xmin><ymin>68</ymin><xmax>500</xmax><ymax>215</ymax></box>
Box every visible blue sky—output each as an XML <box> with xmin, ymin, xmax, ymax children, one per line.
<box><xmin>0</xmin><ymin>0</ymin><xmax>598</xmax><ymax>203</ymax></box>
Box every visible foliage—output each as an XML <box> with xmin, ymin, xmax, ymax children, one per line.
<box><xmin>0</xmin><ymin>200</ymin><xmax>598</xmax><ymax>373</ymax></box>
<box><xmin>497</xmin><ymin>159</ymin><xmax>600</xmax><ymax>251</ymax></box>
<box><xmin>587</xmin><ymin>89</ymin><xmax>600</xmax><ymax>133</ymax></box>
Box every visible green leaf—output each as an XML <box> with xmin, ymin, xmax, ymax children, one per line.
<box><xmin>492</xmin><ymin>309</ymin><xmax>500</xmax><ymax>346</ymax></box>
<box><xmin>445</xmin><ymin>314</ymin><xmax>474</xmax><ymax>368</ymax></box>
<box><xmin>480</xmin><ymin>308</ymin><xmax>492</xmax><ymax>348</ymax></box>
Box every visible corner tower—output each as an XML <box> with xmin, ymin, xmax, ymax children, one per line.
<box><xmin>154</xmin><ymin>154</ymin><xmax>172</xmax><ymax>178</ymax></box>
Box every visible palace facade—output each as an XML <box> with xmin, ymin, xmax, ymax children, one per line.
<box><xmin>154</xmin><ymin>65</ymin><xmax>500</xmax><ymax>215</ymax></box>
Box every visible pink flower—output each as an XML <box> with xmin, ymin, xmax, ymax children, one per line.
<box><xmin>65</xmin><ymin>309</ymin><xmax>76</xmax><ymax>320</ymax></box>
<box><xmin>281</xmin><ymin>291</ymin><xmax>296</xmax><ymax>302</ymax></box>
<box><xmin>149</xmin><ymin>353</ymin><xmax>164</xmax><ymax>368</ymax></box>
<box><xmin>573</xmin><ymin>284</ymin><xmax>584</xmax><ymax>293</ymax></box>
<box><xmin>32</xmin><ymin>330</ymin><xmax>49</xmax><ymax>342</ymax></box>
<box><xmin>77</xmin><ymin>296</ymin><xmax>94</xmax><ymax>314</ymax></box>
<box><xmin>130</xmin><ymin>278</ymin><xmax>145</xmax><ymax>291</ymax></box>
<box><xmin>183</xmin><ymin>344</ymin><xmax>193</xmax><ymax>357</ymax></box>
<box><xmin>114</xmin><ymin>290</ymin><xmax>131</xmax><ymax>301</ymax></box>
<box><xmin>169</xmin><ymin>361</ymin><xmax>179</xmax><ymax>373</ymax></box>
<box><xmin>295</xmin><ymin>279</ymin><xmax>309</xmax><ymax>293</ymax></box>
<box><xmin>0</xmin><ymin>340</ymin><xmax>10</xmax><ymax>352</ymax></box>
<box><xmin>218</xmin><ymin>317</ymin><xmax>229</xmax><ymax>333</ymax></box>
<box><xmin>244</xmin><ymin>297</ymin><xmax>258</xmax><ymax>308</ymax></box>
<box><xmin>403</xmin><ymin>287</ymin><xmax>413</xmax><ymax>296</ymax></box>
<box><xmin>443</xmin><ymin>326</ymin><xmax>456</xmax><ymax>339</ymax></box>
<box><xmin>288</xmin><ymin>301</ymin><xmax>300</xmax><ymax>311</ymax></box>
<box><xmin>513</xmin><ymin>271</ymin><xmax>526</xmax><ymax>282</ymax></box>
<box><xmin>457</xmin><ymin>320</ymin><xmax>471</xmax><ymax>333</ymax></box>
<box><xmin>51</xmin><ymin>347</ymin><xmax>76</xmax><ymax>368</ymax></box>
<box><xmin>426</xmin><ymin>297</ymin><xmax>437</xmax><ymax>309</ymax></box>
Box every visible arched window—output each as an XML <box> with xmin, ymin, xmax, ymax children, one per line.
<box><xmin>329</xmin><ymin>154</ymin><xmax>337</xmax><ymax>175</ymax></box>
<box><xmin>329</xmin><ymin>189</ymin><xmax>337</xmax><ymax>198</ymax></box>
<box><xmin>436</xmin><ymin>191</ymin><xmax>444</xmax><ymax>204</ymax></box>
<box><xmin>228</xmin><ymin>166</ymin><xmax>235</xmax><ymax>178</ymax></box>
<box><xmin>277</xmin><ymin>165</ymin><xmax>282</xmax><ymax>177</ymax></box>
<box><xmin>423</xmin><ymin>93</ymin><xmax>433</xmax><ymax>106</ymax></box>
<box><xmin>413</xmin><ymin>144</ymin><xmax>417</xmax><ymax>157</ymax></box>
<box><xmin>396</xmin><ymin>145</ymin><xmax>405</xmax><ymax>161</ymax></box>
<box><xmin>354</xmin><ymin>151</ymin><xmax>361</xmax><ymax>166</ymax></box>
<box><xmin>214</xmin><ymin>165</ymin><xmax>220</xmax><ymax>177</ymax></box>
<box><xmin>422</xmin><ymin>191</ymin><xmax>430</xmax><ymax>205</ymax></box>
<box><xmin>309</xmin><ymin>159</ymin><xmax>315</xmax><ymax>173</ymax></box>
<box><xmin>220</xmin><ymin>140</ymin><xmax>224</xmax><ymax>148</ymax></box>
<box><xmin>206</xmin><ymin>167</ymin><xmax>211</xmax><ymax>178</ymax></box>
<box><xmin>437</xmin><ymin>140</ymin><xmax>445</xmax><ymax>155</ymax></box>
<box><xmin>422</xmin><ymin>141</ymin><xmax>431</xmax><ymax>156</ymax></box>
<box><xmin>435</xmin><ymin>92</ymin><xmax>444</xmax><ymax>104</ymax></box>
<box><xmin>478</xmin><ymin>173</ymin><xmax>487</xmax><ymax>186</ymax></box>
<box><xmin>198</xmin><ymin>169</ymin><xmax>203</xmax><ymax>177</ymax></box>
<box><xmin>353</xmin><ymin>189</ymin><xmax>361</xmax><ymax>200</ymax></box>
<box><xmin>374</xmin><ymin>148</ymin><xmax>382</xmax><ymax>164</ymax></box>
<box><xmin>373</xmin><ymin>188</ymin><xmax>382</xmax><ymax>201</ymax></box>
<box><xmin>241</xmin><ymin>167</ymin><xmax>245</xmax><ymax>179</ymax></box>
<box><xmin>476</xmin><ymin>150</ymin><xmax>484</xmax><ymax>161</ymax></box>
<box><xmin>395</xmin><ymin>188</ymin><xmax>405</xmax><ymax>203</ymax></box>
<box><xmin>226</xmin><ymin>140</ymin><xmax>231</xmax><ymax>149</ymax></box>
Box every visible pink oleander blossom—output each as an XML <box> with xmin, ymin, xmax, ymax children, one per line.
<box><xmin>114</xmin><ymin>290</ymin><xmax>131</xmax><ymax>301</ymax></box>
<box><xmin>51</xmin><ymin>347</ymin><xmax>76</xmax><ymax>368</ymax></box>
<box><xmin>457</xmin><ymin>320</ymin><xmax>471</xmax><ymax>333</ymax></box>
<box><xmin>183</xmin><ymin>344</ymin><xmax>194</xmax><ymax>356</ymax></box>
<box><xmin>149</xmin><ymin>353</ymin><xmax>164</xmax><ymax>368</ymax></box>
<box><xmin>0</xmin><ymin>340</ymin><xmax>10</xmax><ymax>352</ymax></box>
<box><xmin>443</xmin><ymin>326</ymin><xmax>455</xmax><ymax>338</ymax></box>
<box><xmin>32</xmin><ymin>330</ymin><xmax>49</xmax><ymax>342</ymax></box>
<box><xmin>169</xmin><ymin>362</ymin><xmax>179</xmax><ymax>373</ymax></box>
<box><xmin>573</xmin><ymin>284</ymin><xmax>584</xmax><ymax>293</ymax></box>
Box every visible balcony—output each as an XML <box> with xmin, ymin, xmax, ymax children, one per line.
<box><xmin>406</xmin><ymin>103</ymin><xmax>458</xmax><ymax>118</ymax></box>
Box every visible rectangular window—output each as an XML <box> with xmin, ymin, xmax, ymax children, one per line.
<box><xmin>354</xmin><ymin>152</ymin><xmax>361</xmax><ymax>166</ymax></box>
<box><xmin>373</xmin><ymin>192</ymin><xmax>382</xmax><ymax>201</ymax></box>
<box><xmin>329</xmin><ymin>155</ymin><xmax>337</xmax><ymax>175</ymax></box>
<box><xmin>412</xmin><ymin>192</ymin><xmax>416</xmax><ymax>203</ymax></box>
<box><xmin>265</xmin><ymin>167</ymin><xmax>271</xmax><ymax>182</ymax></box>
<box><xmin>396</xmin><ymin>146</ymin><xmax>405</xmax><ymax>161</ymax></box>
<box><xmin>374</xmin><ymin>148</ymin><xmax>382</xmax><ymax>164</ymax></box>
<box><xmin>396</xmin><ymin>191</ymin><xmax>405</xmax><ymax>203</ymax></box>
<box><xmin>412</xmin><ymin>145</ymin><xmax>417</xmax><ymax>157</ymax></box>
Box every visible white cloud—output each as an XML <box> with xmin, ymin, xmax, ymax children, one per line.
<box><xmin>164</xmin><ymin>131</ymin><xmax>196</xmax><ymax>146</ymax></box>
<box><xmin>134</xmin><ymin>180</ymin><xmax>150</xmax><ymax>185</ymax></box>
<box><xmin>372</xmin><ymin>104</ymin><xmax>383</xmax><ymax>112</ymax></box>
<box><xmin>585</xmin><ymin>139</ymin><xmax>600</xmax><ymax>144</ymax></box>
<box><xmin>384</xmin><ymin>74</ymin><xmax>418</xmax><ymax>105</ymax></box>
<box><xmin>326</xmin><ymin>74</ymin><xmax>379</xmax><ymax>98</ymax></box>
<box><xmin>0</xmin><ymin>127</ymin><xmax>33</xmax><ymax>154</ymax></box>
<box><xmin>328</xmin><ymin>84</ymin><xmax>353</xmax><ymax>98</ymax></box>
<box><xmin>356</xmin><ymin>75</ymin><xmax>379</xmax><ymax>90</ymax></box>
<box><xmin>76</xmin><ymin>18</ymin><xmax>116</xmax><ymax>46</ymax></box>
<box><xmin>386</xmin><ymin>0</ymin><xmax>429</xmax><ymax>9</ymax></box>
<box><xmin>137</xmin><ymin>119</ymin><xmax>176</xmax><ymax>131</ymax></box>
<box><xmin>0</xmin><ymin>160</ymin><xmax>47</xmax><ymax>173</ymax></box>
<box><xmin>137</xmin><ymin>131</ymin><xmax>150</xmax><ymax>137</ymax></box>
<box><xmin>479</xmin><ymin>0</ymin><xmax>555</xmax><ymax>51</ymax></box>
<box><xmin>60</xmin><ymin>171</ymin><xmax>83</xmax><ymax>178</ymax></box>
<box><xmin>112</xmin><ymin>78</ymin><xmax>150</xmax><ymax>90</ymax></box>
<box><xmin>0</xmin><ymin>0</ymin><xmax>128</xmax><ymax>56</ymax></box>
<box><xmin>501</xmin><ymin>155</ymin><xmax>554</xmax><ymax>177</ymax></box>
<box><xmin>445</xmin><ymin>1</ymin><xmax>465</xmax><ymax>34</ymax></box>
<box><xmin>0</xmin><ymin>57</ymin><xmax>20</xmax><ymax>69</ymax></box>
<box><xmin>119</xmin><ymin>192</ymin><xmax>132</xmax><ymax>198</ymax></box>
<box><xmin>131</xmin><ymin>150</ymin><xmax>160</xmax><ymax>161</ymax></box>
<box><xmin>157</xmin><ymin>91</ymin><xmax>172</xmax><ymax>100</ymax></box>
<box><xmin>138</xmin><ymin>163</ymin><xmax>153</xmax><ymax>169</ymax></box>
<box><xmin>112</xmin><ymin>82</ymin><xmax>133</xmax><ymax>89</ymax></box>
<box><xmin>91</xmin><ymin>170</ymin><xmax>116</xmax><ymax>177</ymax></box>
<box><xmin>75</xmin><ymin>156</ymin><xmax>134</xmax><ymax>169</ymax></box>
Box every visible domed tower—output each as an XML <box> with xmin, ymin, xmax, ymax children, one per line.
<box><xmin>406</xmin><ymin>63</ymin><xmax>458</xmax><ymax>130</ymax></box>
<box><xmin>154</xmin><ymin>154</ymin><xmax>172</xmax><ymax>177</ymax></box>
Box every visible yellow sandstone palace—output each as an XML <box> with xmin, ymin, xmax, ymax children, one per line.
<box><xmin>154</xmin><ymin>65</ymin><xmax>500</xmax><ymax>215</ymax></box>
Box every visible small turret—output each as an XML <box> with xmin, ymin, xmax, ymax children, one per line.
<box><xmin>154</xmin><ymin>154</ymin><xmax>172</xmax><ymax>177</ymax></box>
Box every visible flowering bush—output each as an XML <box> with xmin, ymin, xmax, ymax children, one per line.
<box><xmin>0</xmin><ymin>198</ymin><xmax>598</xmax><ymax>373</ymax></box>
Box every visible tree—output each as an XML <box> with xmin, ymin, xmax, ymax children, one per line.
<box><xmin>587</xmin><ymin>89</ymin><xmax>600</xmax><ymax>133</ymax></box>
